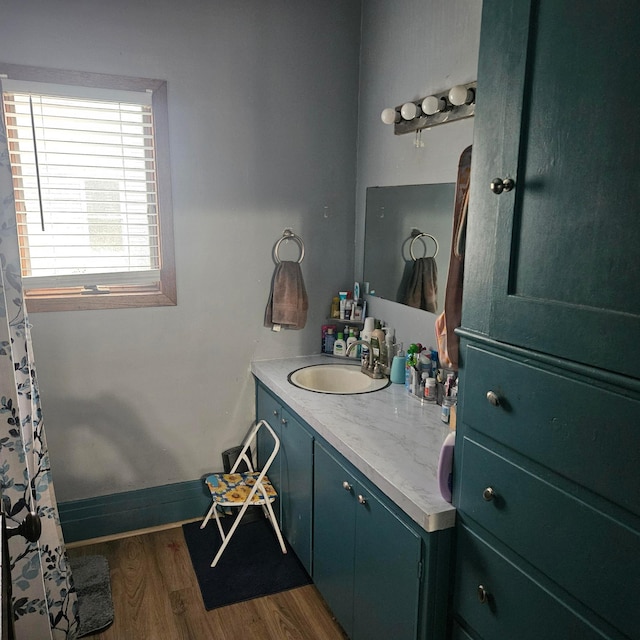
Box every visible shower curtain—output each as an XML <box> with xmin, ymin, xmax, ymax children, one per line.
<box><xmin>0</xmin><ymin>96</ymin><xmax>79</xmax><ymax>638</ymax></box>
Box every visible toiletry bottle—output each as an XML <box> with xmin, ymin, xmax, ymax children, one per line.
<box><xmin>333</xmin><ymin>332</ymin><xmax>346</xmax><ymax>357</ymax></box>
<box><xmin>346</xmin><ymin>328</ymin><xmax>358</xmax><ymax>358</ymax></box>
<box><xmin>419</xmin><ymin>350</ymin><xmax>430</xmax><ymax>375</ymax></box>
<box><xmin>339</xmin><ymin>292</ymin><xmax>348</xmax><ymax>320</ymax></box>
<box><xmin>419</xmin><ymin>372</ymin><xmax>427</xmax><ymax>397</ymax></box>
<box><xmin>361</xmin><ymin>317</ymin><xmax>375</xmax><ymax>361</ymax></box>
<box><xmin>405</xmin><ymin>344</ymin><xmax>418</xmax><ymax>390</ymax></box>
<box><xmin>324</xmin><ymin>328</ymin><xmax>335</xmax><ymax>354</ymax></box>
<box><xmin>424</xmin><ymin>377</ymin><xmax>437</xmax><ymax>402</ymax></box>
<box><xmin>331</xmin><ymin>297</ymin><xmax>340</xmax><ymax>319</ymax></box>
<box><xmin>345</xmin><ymin>297</ymin><xmax>353</xmax><ymax>320</ymax></box>
<box><xmin>370</xmin><ymin>325</ymin><xmax>385</xmax><ymax>363</ymax></box>
<box><xmin>430</xmin><ymin>349</ymin><xmax>439</xmax><ymax>377</ymax></box>
<box><xmin>390</xmin><ymin>343</ymin><xmax>406</xmax><ymax>384</ymax></box>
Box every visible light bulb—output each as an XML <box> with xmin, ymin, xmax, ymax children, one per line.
<box><xmin>381</xmin><ymin>108</ymin><xmax>399</xmax><ymax>125</ymax></box>
<box><xmin>400</xmin><ymin>102</ymin><xmax>420</xmax><ymax>120</ymax></box>
<box><xmin>421</xmin><ymin>95</ymin><xmax>445</xmax><ymax>115</ymax></box>
<box><xmin>449</xmin><ymin>85</ymin><xmax>474</xmax><ymax>106</ymax></box>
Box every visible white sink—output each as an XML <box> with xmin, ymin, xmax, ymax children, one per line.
<box><xmin>288</xmin><ymin>363</ymin><xmax>390</xmax><ymax>394</ymax></box>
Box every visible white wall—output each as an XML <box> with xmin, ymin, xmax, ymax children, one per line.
<box><xmin>0</xmin><ymin>0</ymin><xmax>361</xmax><ymax>500</ymax></box>
<box><xmin>356</xmin><ymin>0</ymin><xmax>482</xmax><ymax>349</ymax></box>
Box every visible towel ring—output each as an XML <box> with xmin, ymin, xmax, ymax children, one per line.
<box><xmin>274</xmin><ymin>229</ymin><xmax>305</xmax><ymax>264</ymax></box>
<box><xmin>409</xmin><ymin>232</ymin><xmax>439</xmax><ymax>261</ymax></box>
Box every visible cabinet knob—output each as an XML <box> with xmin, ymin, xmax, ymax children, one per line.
<box><xmin>477</xmin><ymin>584</ymin><xmax>490</xmax><ymax>604</ymax></box>
<box><xmin>342</xmin><ymin>481</ymin><xmax>352</xmax><ymax>492</ymax></box>
<box><xmin>281</xmin><ymin>418</ymin><xmax>287</xmax><ymax>425</ymax></box>
<box><xmin>272</xmin><ymin>409</ymin><xmax>279</xmax><ymax>417</ymax></box>
<box><xmin>490</xmin><ymin>177</ymin><xmax>515</xmax><ymax>194</ymax></box>
<box><xmin>486</xmin><ymin>390</ymin><xmax>501</xmax><ymax>407</ymax></box>
<box><xmin>357</xmin><ymin>494</ymin><xmax>367</xmax><ymax>505</ymax></box>
<box><xmin>483</xmin><ymin>487</ymin><xmax>496</xmax><ymax>502</ymax></box>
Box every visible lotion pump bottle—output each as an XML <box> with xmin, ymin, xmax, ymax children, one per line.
<box><xmin>333</xmin><ymin>332</ymin><xmax>346</xmax><ymax>357</ymax></box>
<box><xmin>346</xmin><ymin>328</ymin><xmax>358</xmax><ymax>358</ymax></box>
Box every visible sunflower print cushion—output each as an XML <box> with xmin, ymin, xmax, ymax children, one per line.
<box><xmin>205</xmin><ymin>472</ymin><xmax>277</xmax><ymax>504</ymax></box>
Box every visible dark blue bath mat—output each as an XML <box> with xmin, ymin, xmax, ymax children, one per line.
<box><xmin>182</xmin><ymin>517</ymin><xmax>311</xmax><ymax>610</ymax></box>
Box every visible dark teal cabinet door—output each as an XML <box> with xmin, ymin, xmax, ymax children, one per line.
<box><xmin>256</xmin><ymin>384</ymin><xmax>282</xmax><ymax>503</ymax></box>
<box><xmin>279</xmin><ymin>408</ymin><xmax>313</xmax><ymax>574</ymax></box>
<box><xmin>464</xmin><ymin>0</ymin><xmax>640</xmax><ymax>378</ymax></box>
<box><xmin>313</xmin><ymin>442</ymin><xmax>356</xmax><ymax>638</ymax></box>
<box><xmin>314</xmin><ymin>442</ymin><xmax>422</xmax><ymax>640</ymax></box>
<box><xmin>353</xmin><ymin>479</ymin><xmax>421</xmax><ymax>640</ymax></box>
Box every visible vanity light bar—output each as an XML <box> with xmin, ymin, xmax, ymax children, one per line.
<box><xmin>382</xmin><ymin>81</ymin><xmax>477</xmax><ymax>136</ymax></box>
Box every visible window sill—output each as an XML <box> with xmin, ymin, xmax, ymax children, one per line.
<box><xmin>24</xmin><ymin>283</ymin><xmax>177</xmax><ymax>313</ymax></box>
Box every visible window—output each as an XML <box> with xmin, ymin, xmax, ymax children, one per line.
<box><xmin>0</xmin><ymin>64</ymin><xmax>176</xmax><ymax>311</ymax></box>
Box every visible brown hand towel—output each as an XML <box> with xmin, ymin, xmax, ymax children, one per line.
<box><xmin>404</xmin><ymin>257</ymin><xmax>438</xmax><ymax>313</ymax></box>
<box><xmin>264</xmin><ymin>261</ymin><xmax>308</xmax><ymax>330</ymax></box>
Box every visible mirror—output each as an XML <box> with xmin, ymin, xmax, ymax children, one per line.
<box><xmin>363</xmin><ymin>183</ymin><xmax>456</xmax><ymax>314</ymax></box>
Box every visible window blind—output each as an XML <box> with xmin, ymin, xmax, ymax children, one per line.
<box><xmin>2</xmin><ymin>82</ymin><xmax>161</xmax><ymax>290</ymax></box>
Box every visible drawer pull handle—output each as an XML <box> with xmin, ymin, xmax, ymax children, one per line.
<box><xmin>483</xmin><ymin>487</ymin><xmax>496</xmax><ymax>502</ymax></box>
<box><xmin>357</xmin><ymin>494</ymin><xmax>367</xmax><ymax>505</ymax></box>
<box><xmin>477</xmin><ymin>584</ymin><xmax>490</xmax><ymax>604</ymax></box>
<box><xmin>486</xmin><ymin>391</ymin><xmax>501</xmax><ymax>407</ymax></box>
<box><xmin>342</xmin><ymin>481</ymin><xmax>352</xmax><ymax>492</ymax></box>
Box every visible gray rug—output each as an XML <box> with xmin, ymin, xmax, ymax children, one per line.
<box><xmin>70</xmin><ymin>555</ymin><xmax>114</xmax><ymax>637</ymax></box>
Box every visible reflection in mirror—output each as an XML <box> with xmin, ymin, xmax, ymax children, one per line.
<box><xmin>364</xmin><ymin>183</ymin><xmax>456</xmax><ymax>314</ymax></box>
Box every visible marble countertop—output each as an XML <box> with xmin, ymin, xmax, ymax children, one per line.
<box><xmin>251</xmin><ymin>355</ymin><xmax>456</xmax><ymax>533</ymax></box>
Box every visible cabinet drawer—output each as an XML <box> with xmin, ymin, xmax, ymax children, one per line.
<box><xmin>453</xmin><ymin>524</ymin><xmax>611</xmax><ymax>640</ymax></box>
<box><xmin>460</xmin><ymin>343</ymin><xmax>640</xmax><ymax>517</ymax></box>
<box><xmin>457</xmin><ymin>436</ymin><xmax>640</xmax><ymax>639</ymax></box>
<box><xmin>451</xmin><ymin>622</ymin><xmax>476</xmax><ymax>640</ymax></box>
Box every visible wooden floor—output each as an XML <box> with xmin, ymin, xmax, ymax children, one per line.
<box><xmin>67</xmin><ymin>524</ymin><xmax>348</xmax><ymax>640</ymax></box>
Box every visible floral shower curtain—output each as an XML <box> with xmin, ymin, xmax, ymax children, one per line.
<box><xmin>0</xmin><ymin>94</ymin><xmax>78</xmax><ymax>638</ymax></box>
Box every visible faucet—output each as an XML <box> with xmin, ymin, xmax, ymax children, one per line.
<box><xmin>346</xmin><ymin>340</ymin><xmax>385</xmax><ymax>379</ymax></box>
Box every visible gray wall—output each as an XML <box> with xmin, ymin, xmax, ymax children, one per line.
<box><xmin>356</xmin><ymin>0</ymin><xmax>482</xmax><ymax>349</ymax></box>
<box><xmin>0</xmin><ymin>0</ymin><xmax>361</xmax><ymax>500</ymax></box>
<box><xmin>0</xmin><ymin>0</ymin><xmax>482</xmax><ymax>504</ymax></box>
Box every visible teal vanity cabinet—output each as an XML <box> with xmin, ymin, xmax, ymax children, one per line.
<box><xmin>313</xmin><ymin>442</ymin><xmax>423</xmax><ymax>640</ymax></box>
<box><xmin>256</xmin><ymin>384</ymin><xmax>313</xmax><ymax>574</ymax></box>
<box><xmin>255</xmin><ymin>380</ymin><xmax>452</xmax><ymax>640</ymax></box>
<box><xmin>453</xmin><ymin>1</ymin><xmax>640</xmax><ymax>639</ymax></box>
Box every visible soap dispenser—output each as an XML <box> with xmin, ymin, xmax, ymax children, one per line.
<box><xmin>390</xmin><ymin>343</ymin><xmax>406</xmax><ymax>384</ymax></box>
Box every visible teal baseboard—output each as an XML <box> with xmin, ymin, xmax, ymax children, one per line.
<box><xmin>58</xmin><ymin>479</ymin><xmax>211</xmax><ymax>543</ymax></box>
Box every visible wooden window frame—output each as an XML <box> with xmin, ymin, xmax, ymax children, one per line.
<box><xmin>0</xmin><ymin>63</ymin><xmax>177</xmax><ymax>312</ymax></box>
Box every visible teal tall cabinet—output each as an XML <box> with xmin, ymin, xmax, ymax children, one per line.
<box><xmin>453</xmin><ymin>1</ymin><xmax>640</xmax><ymax>639</ymax></box>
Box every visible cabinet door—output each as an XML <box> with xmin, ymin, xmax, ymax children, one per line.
<box><xmin>279</xmin><ymin>408</ymin><xmax>313</xmax><ymax>574</ymax></box>
<box><xmin>464</xmin><ymin>0</ymin><xmax>640</xmax><ymax>377</ymax></box>
<box><xmin>353</xmin><ymin>479</ymin><xmax>422</xmax><ymax>640</ymax></box>
<box><xmin>255</xmin><ymin>385</ymin><xmax>282</xmax><ymax>518</ymax></box>
<box><xmin>313</xmin><ymin>443</ymin><xmax>356</xmax><ymax>638</ymax></box>
<box><xmin>314</xmin><ymin>442</ymin><xmax>423</xmax><ymax>640</ymax></box>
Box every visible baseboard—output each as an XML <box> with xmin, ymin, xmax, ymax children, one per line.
<box><xmin>58</xmin><ymin>479</ymin><xmax>211</xmax><ymax>543</ymax></box>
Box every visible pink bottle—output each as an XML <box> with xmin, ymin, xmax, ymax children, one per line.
<box><xmin>437</xmin><ymin>431</ymin><xmax>456</xmax><ymax>503</ymax></box>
